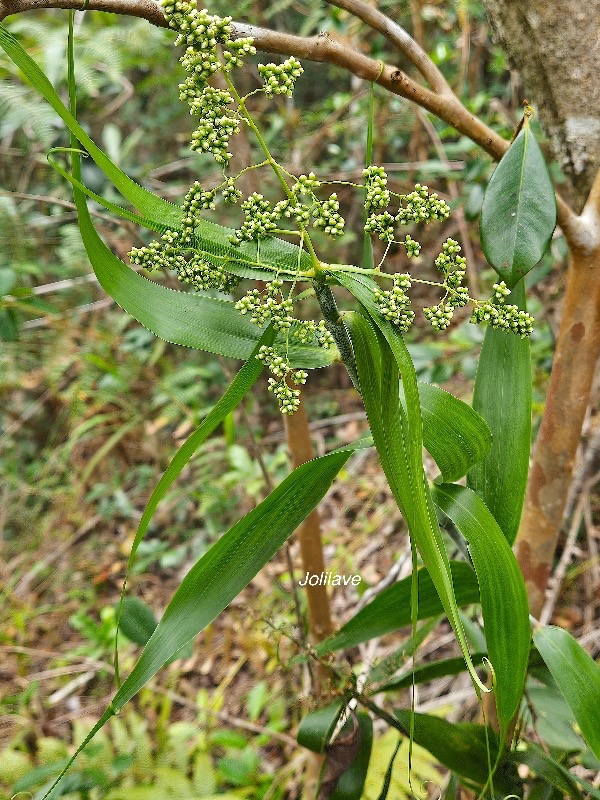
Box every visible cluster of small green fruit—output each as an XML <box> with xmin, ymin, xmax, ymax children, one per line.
<box><xmin>128</xmin><ymin>3</ymin><xmax>534</xmax><ymax>414</ymax></box>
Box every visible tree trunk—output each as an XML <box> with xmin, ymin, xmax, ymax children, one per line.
<box><xmin>517</xmin><ymin>226</ymin><xmax>600</xmax><ymax>618</ymax></box>
<box><xmin>483</xmin><ymin>0</ymin><xmax>600</xmax><ymax>211</ymax></box>
<box><xmin>483</xmin><ymin>0</ymin><xmax>600</xmax><ymax>617</ymax></box>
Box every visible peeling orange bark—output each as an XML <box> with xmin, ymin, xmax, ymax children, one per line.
<box><xmin>516</xmin><ymin>235</ymin><xmax>600</xmax><ymax>618</ymax></box>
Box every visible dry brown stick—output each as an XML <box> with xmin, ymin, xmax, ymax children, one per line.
<box><xmin>283</xmin><ymin>393</ymin><xmax>334</xmax><ymax>648</ymax></box>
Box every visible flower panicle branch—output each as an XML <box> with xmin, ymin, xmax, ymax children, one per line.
<box><xmin>128</xmin><ymin>3</ymin><xmax>534</xmax><ymax>414</ymax></box>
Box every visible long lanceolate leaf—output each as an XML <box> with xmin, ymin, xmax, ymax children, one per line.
<box><xmin>113</xmin><ymin>325</ymin><xmax>276</xmax><ymax>681</ymax></box>
<box><xmin>467</xmin><ymin>280</ymin><xmax>532</xmax><ymax>545</ymax></box>
<box><xmin>316</xmin><ymin>561</ymin><xmax>480</xmax><ymax>655</ymax></box>
<box><xmin>44</xmin><ymin>449</ymin><xmax>352</xmax><ymax>797</ymax></box>
<box><xmin>534</xmin><ymin>625</ymin><xmax>600</xmax><ymax>760</ymax></box>
<box><xmin>344</xmin><ymin>303</ymin><xmax>486</xmax><ymax>694</ymax></box>
<box><xmin>432</xmin><ymin>483</ymin><xmax>530</xmax><ymax>738</ymax></box>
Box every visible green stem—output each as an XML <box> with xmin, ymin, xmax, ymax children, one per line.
<box><xmin>313</xmin><ymin>280</ymin><xmax>359</xmax><ymax>390</ymax></box>
<box><xmin>222</xmin><ymin>70</ymin><xmax>322</xmax><ymax>275</ymax></box>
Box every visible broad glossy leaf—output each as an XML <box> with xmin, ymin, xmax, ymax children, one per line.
<box><xmin>342</xmin><ymin>278</ymin><xmax>485</xmax><ymax>692</ymax></box>
<box><xmin>377</xmin><ymin>653</ymin><xmax>487</xmax><ymax>693</ymax></box>
<box><xmin>297</xmin><ymin>700</ymin><xmax>345</xmax><ymax>754</ymax></box>
<box><xmin>534</xmin><ymin>625</ymin><xmax>600</xmax><ymax>760</ymax></box>
<box><xmin>432</xmin><ymin>483</ymin><xmax>530</xmax><ymax>737</ymax></box>
<box><xmin>467</xmin><ymin>280</ymin><xmax>532</xmax><ymax>544</ymax></box>
<box><xmin>480</xmin><ymin>121</ymin><xmax>557</xmax><ymax>286</ymax></box>
<box><xmin>393</xmin><ymin>711</ymin><xmax>521</xmax><ymax>795</ymax></box>
<box><xmin>316</xmin><ymin>562</ymin><xmax>479</xmax><ymax>655</ymax></box>
<box><xmin>404</xmin><ymin>382</ymin><xmax>492</xmax><ymax>482</ymax></box>
<box><xmin>330</xmin><ymin>712</ymin><xmax>373</xmax><ymax>800</ymax></box>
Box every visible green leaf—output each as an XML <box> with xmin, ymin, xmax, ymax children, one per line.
<box><xmin>526</xmin><ymin>684</ymin><xmax>586</xmax><ymax>751</ymax></box>
<box><xmin>330</xmin><ymin>712</ymin><xmax>373</xmax><ymax>800</ymax></box>
<box><xmin>374</xmin><ymin>737</ymin><xmax>401</xmax><ymax>800</ymax></box>
<box><xmin>393</xmin><ymin>711</ymin><xmax>521</xmax><ymax>795</ymax></box>
<box><xmin>405</xmin><ymin>382</ymin><xmax>492</xmax><ymax>483</ymax></box>
<box><xmin>112</xmin><ymin>449</ymin><xmax>350</xmax><ymax>711</ymax></box>
<box><xmin>534</xmin><ymin>625</ymin><xmax>600</xmax><ymax>760</ymax></box>
<box><xmin>316</xmin><ymin>561</ymin><xmax>480</xmax><ymax>655</ymax></box>
<box><xmin>118</xmin><ymin>597</ymin><xmax>157</xmax><ymax>646</ymax></box>
<box><xmin>297</xmin><ymin>701</ymin><xmax>345</xmax><ymax>754</ymax></box>
<box><xmin>432</xmin><ymin>483</ymin><xmax>530</xmax><ymax>737</ymax></box>
<box><xmin>69</xmin><ymin>197</ymin><xmax>332</xmax><ymax>367</ymax></box>
<box><xmin>341</xmin><ymin>277</ymin><xmax>486</xmax><ymax>693</ymax></box>
<box><xmin>480</xmin><ymin>119</ymin><xmax>557</xmax><ymax>286</ymax></box>
<box><xmin>467</xmin><ymin>280</ymin><xmax>532</xmax><ymax>544</ymax></box>
<box><xmin>377</xmin><ymin>653</ymin><xmax>487</xmax><ymax>693</ymax></box>
<box><xmin>45</xmin><ymin>449</ymin><xmax>351</xmax><ymax>796</ymax></box>
<box><xmin>512</xmin><ymin>745</ymin><xmax>587</xmax><ymax>800</ymax></box>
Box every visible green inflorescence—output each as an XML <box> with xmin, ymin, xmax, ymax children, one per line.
<box><xmin>128</xmin><ymin>3</ymin><xmax>535</xmax><ymax>413</ymax></box>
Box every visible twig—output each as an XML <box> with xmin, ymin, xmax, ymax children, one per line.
<box><xmin>0</xmin><ymin>2</ymin><xmax>577</xmax><ymax>234</ymax></box>
<box><xmin>326</xmin><ymin>0</ymin><xmax>450</xmax><ymax>94</ymax></box>
<box><xmin>21</xmin><ymin>297</ymin><xmax>113</xmax><ymax>329</ymax></box>
<box><xmin>539</xmin><ymin>492</ymin><xmax>586</xmax><ymax>626</ymax></box>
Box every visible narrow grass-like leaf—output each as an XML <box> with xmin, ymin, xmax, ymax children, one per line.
<box><xmin>297</xmin><ymin>700</ymin><xmax>345</xmax><ymax>754</ymax></box>
<box><xmin>432</xmin><ymin>483</ymin><xmax>530</xmax><ymax>736</ymax></box>
<box><xmin>316</xmin><ymin>562</ymin><xmax>480</xmax><ymax>655</ymax></box>
<box><xmin>480</xmin><ymin>118</ymin><xmax>557</xmax><ymax>287</ymax></box>
<box><xmin>403</xmin><ymin>382</ymin><xmax>492</xmax><ymax>482</ymax></box>
<box><xmin>128</xmin><ymin>327</ymin><xmax>275</xmax><ymax>571</ymax></box>
<box><xmin>342</xmin><ymin>278</ymin><xmax>486</xmax><ymax>693</ymax></box>
<box><xmin>512</xmin><ymin>746</ymin><xmax>587</xmax><ymax>800</ymax></box>
<box><xmin>330</xmin><ymin>712</ymin><xmax>373</xmax><ymax>800</ymax></box>
<box><xmin>374</xmin><ymin>737</ymin><xmax>402</xmax><ymax>800</ymax></box>
<box><xmin>378</xmin><ymin>653</ymin><xmax>487</xmax><ymax>693</ymax></box>
<box><xmin>111</xmin><ymin>450</ymin><xmax>350</xmax><ymax>710</ymax></box>
<box><xmin>467</xmin><ymin>279</ymin><xmax>531</xmax><ymax>544</ymax></box>
<box><xmin>45</xmin><ymin>450</ymin><xmax>351</xmax><ymax>797</ymax></box>
<box><xmin>534</xmin><ymin>625</ymin><xmax>600</xmax><ymax>759</ymax></box>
